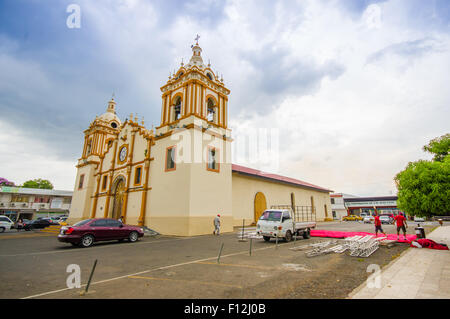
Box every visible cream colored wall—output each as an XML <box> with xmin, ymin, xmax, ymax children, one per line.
<box><xmin>131</xmin><ymin>132</ymin><xmax>147</xmax><ymax>163</ymax></box>
<box><xmin>146</xmin><ymin>124</ymin><xmax>232</xmax><ymax>236</ymax></box>
<box><xmin>231</xmin><ymin>173</ymin><xmax>332</xmax><ymax>226</ymax></box>
<box><xmin>187</xmin><ymin>128</ymin><xmax>232</xmax><ymax>233</ymax></box>
<box><xmin>124</xmin><ymin>191</ymin><xmax>141</xmax><ymax>225</ymax></box>
<box><xmin>67</xmin><ymin>164</ymin><xmax>96</xmax><ymax>224</ymax></box>
<box><xmin>146</xmin><ymin>131</ymin><xmax>192</xmax><ymax>233</ymax></box>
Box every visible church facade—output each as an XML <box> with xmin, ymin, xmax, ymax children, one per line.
<box><xmin>68</xmin><ymin>41</ymin><xmax>333</xmax><ymax>236</ymax></box>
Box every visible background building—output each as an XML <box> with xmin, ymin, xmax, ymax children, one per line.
<box><xmin>344</xmin><ymin>196</ymin><xmax>399</xmax><ymax>216</ymax></box>
<box><xmin>0</xmin><ymin>186</ymin><xmax>72</xmax><ymax>221</ymax></box>
<box><xmin>330</xmin><ymin>193</ymin><xmax>358</xmax><ymax>220</ymax></box>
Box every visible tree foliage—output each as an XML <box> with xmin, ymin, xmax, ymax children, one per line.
<box><xmin>22</xmin><ymin>179</ymin><xmax>54</xmax><ymax>190</ymax></box>
<box><xmin>395</xmin><ymin>134</ymin><xmax>450</xmax><ymax>218</ymax></box>
<box><xmin>423</xmin><ymin>133</ymin><xmax>450</xmax><ymax>162</ymax></box>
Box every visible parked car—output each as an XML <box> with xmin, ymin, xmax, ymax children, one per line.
<box><xmin>24</xmin><ymin>219</ymin><xmax>52</xmax><ymax>230</ymax></box>
<box><xmin>414</xmin><ymin>216</ymin><xmax>425</xmax><ymax>222</ymax></box>
<box><xmin>0</xmin><ymin>216</ymin><xmax>14</xmax><ymax>232</ymax></box>
<box><xmin>380</xmin><ymin>215</ymin><xmax>393</xmax><ymax>224</ymax></box>
<box><xmin>343</xmin><ymin>215</ymin><xmax>363</xmax><ymax>221</ymax></box>
<box><xmin>363</xmin><ymin>216</ymin><xmax>375</xmax><ymax>224</ymax></box>
<box><xmin>57</xmin><ymin>218</ymin><xmax>144</xmax><ymax>248</ymax></box>
<box><xmin>38</xmin><ymin>217</ymin><xmax>60</xmax><ymax>225</ymax></box>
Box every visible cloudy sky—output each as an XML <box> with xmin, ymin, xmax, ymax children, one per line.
<box><xmin>0</xmin><ymin>0</ymin><xmax>449</xmax><ymax>196</ymax></box>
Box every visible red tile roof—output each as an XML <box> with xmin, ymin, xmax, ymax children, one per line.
<box><xmin>232</xmin><ymin>164</ymin><xmax>332</xmax><ymax>193</ymax></box>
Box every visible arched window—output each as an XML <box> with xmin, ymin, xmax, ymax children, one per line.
<box><xmin>206</xmin><ymin>73</ymin><xmax>213</xmax><ymax>81</ymax></box>
<box><xmin>207</xmin><ymin>98</ymin><xmax>215</xmax><ymax>122</ymax></box>
<box><xmin>173</xmin><ymin>97</ymin><xmax>182</xmax><ymax>121</ymax></box>
<box><xmin>86</xmin><ymin>139</ymin><xmax>92</xmax><ymax>155</ymax></box>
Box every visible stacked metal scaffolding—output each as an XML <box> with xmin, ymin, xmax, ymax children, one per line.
<box><xmin>290</xmin><ymin>235</ymin><xmax>385</xmax><ymax>258</ymax></box>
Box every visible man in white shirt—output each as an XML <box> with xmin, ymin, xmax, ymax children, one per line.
<box><xmin>213</xmin><ymin>214</ymin><xmax>221</xmax><ymax>235</ymax></box>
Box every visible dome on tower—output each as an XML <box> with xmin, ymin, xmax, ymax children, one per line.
<box><xmin>97</xmin><ymin>97</ymin><xmax>121</xmax><ymax>128</ymax></box>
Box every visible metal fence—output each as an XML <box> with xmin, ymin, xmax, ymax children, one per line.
<box><xmin>270</xmin><ymin>205</ymin><xmax>316</xmax><ymax>222</ymax></box>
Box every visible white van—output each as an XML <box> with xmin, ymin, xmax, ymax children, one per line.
<box><xmin>0</xmin><ymin>216</ymin><xmax>14</xmax><ymax>233</ymax></box>
<box><xmin>256</xmin><ymin>209</ymin><xmax>316</xmax><ymax>242</ymax></box>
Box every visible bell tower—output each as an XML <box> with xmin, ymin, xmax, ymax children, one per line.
<box><xmin>148</xmin><ymin>38</ymin><xmax>233</xmax><ymax>236</ymax></box>
<box><xmin>157</xmin><ymin>39</ymin><xmax>230</xmax><ymax>131</ymax></box>
<box><xmin>69</xmin><ymin>97</ymin><xmax>122</xmax><ymax>223</ymax></box>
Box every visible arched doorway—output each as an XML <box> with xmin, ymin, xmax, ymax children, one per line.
<box><xmin>111</xmin><ymin>176</ymin><xmax>126</xmax><ymax>220</ymax></box>
<box><xmin>254</xmin><ymin>192</ymin><xmax>267</xmax><ymax>223</ymax></box>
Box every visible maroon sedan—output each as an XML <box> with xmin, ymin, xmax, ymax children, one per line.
<box><xmin>58</xmin><ymin>218</ymin><xmax>144</xmax><ymax>248</ymax></box>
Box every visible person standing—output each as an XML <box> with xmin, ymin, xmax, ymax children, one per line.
<box><xmin>118</xmin><ymin>216</ymin><xmax>124</xmax><ymax>223</ymax></box>
<box><xmin>16</xmin><ymin>218</ymin><xmax>23</xmax><ymax>232</ymax></box>
<box><xmin>394</xmin><ymin>212</ymin><xmax>408</xmax><ymax>241</ymax></box>
<box><xmin>213</xmin><ymin>214</ymin><xmax>221</xmax><ymax>236</ymax></box>
<box><xmin>374</xmin><ymin>212</ymin><xmax>387</xmax><ymax>237</ymax></box>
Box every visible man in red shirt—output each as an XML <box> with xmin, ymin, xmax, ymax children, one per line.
<box><xmin>374</xmin><ymin>212</ymin><xmax>387</xmax><ymax>237</ymax></box>
<box><xmin>394</xmin><ymin>213</ymin><xmax>408</xmax><ymax>240</ymax></box>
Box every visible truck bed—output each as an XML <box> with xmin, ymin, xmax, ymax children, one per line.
<box><xmin>294</xmin><ymin>221</ymin><xmax>316</xmax><ymax>230</ymax></box>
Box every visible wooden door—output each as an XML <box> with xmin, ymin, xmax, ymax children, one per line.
<box><xmin>254</xmin><ymin>192</ymin><xmax>267</xmax><ymax>223</ymax></box>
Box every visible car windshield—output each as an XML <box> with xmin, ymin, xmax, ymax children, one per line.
<box><xmin>260</xmin><ymin>211</ymin><xmax>282</xmax><ymax>221</ymax></box>
<box><xmin>73</xmin><ymin>219</ymin><xmax>92</xmax><ymax>227</ymax></box>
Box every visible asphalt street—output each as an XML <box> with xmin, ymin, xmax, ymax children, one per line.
<box><xmin>0</xmin><ymin>220</ymin><xmax>443</xmax><ymax>299</ymax></box>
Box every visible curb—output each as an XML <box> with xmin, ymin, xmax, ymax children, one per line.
<box><xmin>346</xmin><ymin>225</ymin><xmax>444</xmax><ymax>299</ymax></box>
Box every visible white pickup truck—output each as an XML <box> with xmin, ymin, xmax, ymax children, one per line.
<box><xmin>256</xmin><ymin>208</ymin><xmax>316</xmax><ymax>242</ymax></box>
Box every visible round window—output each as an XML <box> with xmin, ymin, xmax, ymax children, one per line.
<box><xmin>111</xmin><ymin>122</ymin><xmax>118</xmax><ymax>128</ymax></box>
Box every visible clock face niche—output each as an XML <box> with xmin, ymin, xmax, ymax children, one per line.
<box><xmin>118</xmin><ymin>145</ymin><xmax>128</xmax><ymax>163</ymax></box>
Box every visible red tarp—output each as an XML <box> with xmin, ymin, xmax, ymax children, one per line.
<box><xmin>310</xmin><ymin>229</ymin><xmax>416</xmax><ymax>243</ymax></box>
<box><xmin>410</xmin><ymin>239</ymin><xmax>449</xmax><ymax>250</ymax></box>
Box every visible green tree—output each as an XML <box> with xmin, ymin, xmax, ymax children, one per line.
<box><xmin>395</xmin><ymin>134</ymin><xmax>450</xmax><ymax>218</ymax></box>
<box><xmin>423</xmin><ymin>133</ymin><xmax>450</xmax><ymax>162</ymax></box>
<box><xmin>22</xmin><ymin>179</ymin><xmax>54</xmax><ymax>190</ymax></box>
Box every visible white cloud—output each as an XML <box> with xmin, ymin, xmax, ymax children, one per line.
<box><xmin>229</xmin><ymin>0</ymin><xmax>450</xmax><ymax>196</ymax></box>
<box><xmin>0</xmin><ymin>120</ymin><xmax>77</xmax><ymax>190</ymax></box>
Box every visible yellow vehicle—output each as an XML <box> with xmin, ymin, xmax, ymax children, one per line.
<box><xmin>58</xmin><ymin>217</ymin><xmax>69</xmax><ymax>226</ymax></box>
<box><xmin>343</xmin><ymin>215</ymin><xmax>363</xmax><ymax>221</ymax></box>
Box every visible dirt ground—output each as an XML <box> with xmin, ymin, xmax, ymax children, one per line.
<box><xmin>223</xmin><ymin>240</ymin><xmax>410</xmax><ymax>299</ymax></box>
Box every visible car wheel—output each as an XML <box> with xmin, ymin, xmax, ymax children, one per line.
<box><xmin>128</xmin><ymin>231</ymin><xmax>139</xmax><ymax>243</ymax></box>
<box><xmin>285</xmin><ymin>230</ymin><xmax>292</xmax><ymax>242</ymax></box>
<box><xmin>80</xmin><ymin>234</ymin><xmax>94</xmax><ymax>248</ymax></box>
<box><xmin>0</xmin><ymin>227</ymin><xmax>5</xmax><ymax>233</ymax></box>
<box><xmin>303</xmin><ymin>229</ymin><xmax>311</xmax><ymax>239</ymax></box>
<box><xmin>263</xmin><ymin>236</ymin><xmax>271</xmax><ymax>242</ymax></box>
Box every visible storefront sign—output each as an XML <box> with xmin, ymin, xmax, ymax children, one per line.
<box><xmin>345</xmin><ymin>200</ymin><xmax>397</xmax><ymax>208</ymax></box>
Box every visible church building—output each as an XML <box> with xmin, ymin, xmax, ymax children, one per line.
<box><xmin>68</xmin><ymin>40</ymin><xmax>333</xmax><ymax>236</ymax></box>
